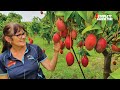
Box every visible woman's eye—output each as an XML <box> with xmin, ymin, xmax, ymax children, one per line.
<box><xmin>22</xmin><ymin>33</ymin><xmax>25</xmax><ymax>35</ymax></box>
<box><xmin>16</xmin><ymin>35</ymin><xmax>20</xmax><ymax>36</ymax></box>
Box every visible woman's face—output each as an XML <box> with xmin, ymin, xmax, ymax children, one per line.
<box><xmin>11</xmin><ymin>29</ymin><xmax>26</xmax><ymax>47</ymax></box>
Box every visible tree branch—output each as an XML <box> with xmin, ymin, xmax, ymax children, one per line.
<box><xmin>111</xmin><ymin>52</ymin><xmax>120</xmax><ymax>54</ymax></box>
<box><xmin>107</xmin><ymin>30</ymin><xmax>120</xmax><ymax>43</ymax></box>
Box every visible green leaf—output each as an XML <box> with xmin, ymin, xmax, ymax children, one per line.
<box><xmin>54</xmin><ymin>26</ymin><xmax>58</xmax><ymax>32</ymax></box>
<box><xmin>77</xmin><ymin>11</ymin><xmax>87</xmax><ymax>21</ymax></box>
<box><xmin>110</xmin><ymin>68</ymin><xmax>120</xmax><ymax>79</ymax></box>
<box><xmin>97</xmin><ymin>11</ymin><xmax>104</xmax><ymax>15</ymax></box>
<box><xmin>95</xmin><ymin>29</ymin><xmax>103</xmax><ymax>35</ymax></box>
<box><xmin>105</xmin><ymin>11</ymin><xmax>118</xmax><ymax>20</ymax></box>
<box><xmin>82</xmin><ymin>25</ymin><xmax>101</xmax><ymax>35</ymax></box>
<box><xmin>116</xmin><ymin>42</ymin><xmax>120</xmax><ymax>48</ymax></box>
<box><xmin>64</xmin><ymin>11</ymin><xmax>73</xmax><ymax>22</ymax></box>
<box><xmin>101</xmin><ymin>20</ymin><xmax>106</xmax><ymax>29</ymax></box>
<box><xmin>49</xmin><ymin>13</ymin><xmax>53</xmax><ymax>25</ymax></box>
<box><xmin>105</xmin><ymin>11</ymin><xmax>118</xmax><ymax>14</ymax></box>
<box><xmin>92</xmin><ymin>24</ymin><xmax>101</xmax><ymax>29</ymax></box>
<box><xmin>112</xmin><ymin>14</ymin><xmax>118</xmax><ymax>20</ymax></box>
<box><xmin>82</xmin><ymin>25</ymin><xmax>92</xmax><ymax>35</ymax></box>
<box><xmin>55</xmin><ymin>11</ymin><xmax>64</xmax><ymax>17</ymax></box>
<box><xmin>74</xmin><ymin>12</ymin><xmax>81</xmax><ymax>26</ymax></box>
<box><xmin>87</xmin><ymin>11</ymin><xmax>93</xmax><ymax>19</ymax></box>
<box><xmin>106</xmin><ymin>20</ymin><xmax>113</xmax><ymax>27</ymax></box>
<box><xmin>48</xmin><ymin>12</ymin><xmax>54</xmax><ymax>26</ymax></box>
<box><xmin>85</xmin><ymin>51</ymin><xmax>90</xmax><ymax>56</ymax></box>
<box><xmin>92</xmin><ymin>18</ymin><xmax>97</xmax><ymax>27</ymax></box>
<box><xmin>76</xmin><ymin>49</ymin><xmax>83</xmax><ymax>55</ymax></box>
<box><xmin>87</xmin><ymin>11</ymin><xmax>93</xmax><ymax>23</ymax></box>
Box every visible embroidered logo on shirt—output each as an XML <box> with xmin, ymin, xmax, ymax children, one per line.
<box><xmin>7</xmin><ymin>60</ymin><xmax>16</xmax><ymax>67</ymax></box>
<box><xmin>27</xmin><ymin>55</ymin><xmax>35</xmax><ymax>59</ymax></box>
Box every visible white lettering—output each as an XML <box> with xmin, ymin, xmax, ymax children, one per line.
<box><xmin>97</xmin><ymin>15</ymin><xmax>113</xmax><ymax>21</ymax></box>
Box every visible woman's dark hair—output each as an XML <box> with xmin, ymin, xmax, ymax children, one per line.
<box><xmin>1</xmin><ymin>22</ymin><xmax>28</xmax><ymax>53</ymax></box>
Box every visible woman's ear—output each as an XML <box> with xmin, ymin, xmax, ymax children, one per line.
<box><xmin>4</xmin><ymin>36</ymin><xmax>12</xmax><ymax>44</ymax></box>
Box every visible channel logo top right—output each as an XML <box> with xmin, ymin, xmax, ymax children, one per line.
<box><xmin>95</xmin><ymin>13</ymin><xmax>113</xmax><ymax>21</ymax></box>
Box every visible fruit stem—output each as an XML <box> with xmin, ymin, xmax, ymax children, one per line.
<box><xmin>71</xmin><ymin>47</ymin><xmax>86</xmax><ymax>79</ymax></box>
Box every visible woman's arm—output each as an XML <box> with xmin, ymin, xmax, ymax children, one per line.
<box><xmin>41</xmin><ymin>42</ymin><xmax>60</xmax><ymax>71</ymax></box>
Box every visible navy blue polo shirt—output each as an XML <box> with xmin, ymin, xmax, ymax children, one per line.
<box><xmin>0</xmin><ymin>43</ymin><xmax>47</xmax><ymax>79</ymax></box>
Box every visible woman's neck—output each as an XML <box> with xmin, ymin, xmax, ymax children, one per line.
<box><xmin>10</xmin><ymin>45</ymin><xmax>26</xmax><ymax>54</ymax></box>
<box><xmin>10</xmin><ymin>45</ymin><xmax>27</xmax><ymax>61</ymax></box>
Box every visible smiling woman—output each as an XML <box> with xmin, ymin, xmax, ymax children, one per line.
<box><xmin>0</xmin><ymin>22</ymin><xmax>61</xmax><ymax>79</ymax></box>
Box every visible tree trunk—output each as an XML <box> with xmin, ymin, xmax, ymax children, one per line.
<box><xmin>102</xmin><ymin>49</ymin><xmax>112</xmax><ymax>79</ymax></box>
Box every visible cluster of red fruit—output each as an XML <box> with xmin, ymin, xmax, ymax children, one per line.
<box><xmin>52</xmin><ymin>18</ymin><xmax>77</xmax><ymax>66</ymax></box>
<box><xmin>77</xmin><ymin>34</ymin><xmax>107</xmax><ymax>67</ymax></box>
<box><xmin>52</xmin><ymin>18</ymin><xmax>92</xmax><ymax>67</ymax></box>
<box><xmin>77</xmin><ymin>41</ymin><xmax>89</xmax><ymax>67</ymax></box>
<box><xmin>53</xmin><ymin>18</ymin><xmax>117</xmax><ymax>68</ymax></box>
<box><xmin>53</xmin><ymin>18</ymin><xmax>108</xmax><ymax>67</ymax></box>
<box><xmin>84</xmin><ymin>34</ymin><xmax>107</xmax><ymax>53</ymax></box>
<box><xmin>83</xmin><ymin>34</ymin><xmax>120</xmax><ymax>53</ymax></box>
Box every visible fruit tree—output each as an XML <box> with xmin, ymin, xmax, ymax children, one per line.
<box><xmin>44</xmin><ymin>11</ymin><xmax>120</xmax><ymax>79</ymax></box>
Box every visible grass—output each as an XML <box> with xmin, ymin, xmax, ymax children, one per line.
<box><xmin>0</xmin><ymin>35</ymin><xmax>120</xmax><ymax>79</ymax></box>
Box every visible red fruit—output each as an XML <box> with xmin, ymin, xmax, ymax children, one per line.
<box><xmin>71</xmin><ymin>30</ymin><xmax>77</xmax><ymax>40</ymax></box>
<box><xmin>59</xmin><ymin>49</ymin><xmax>63</xmax><ymax>54</ymax></box>
<box><xmin>60</xmin><ymin>28</ymin><xmax>68</xmax><ymax>38</ymax></box>
<box><xmin>85</xmin><ymin>34</ymin><xmax>97</xmax><ymax>51</ymax></box>
<box><xmin>111</xmin><ymin>44</ymin><xmax>120</xmax><ymax>52</ymax></box>
<box><xmin>66</xmin><ymin>52</ymin><xmax>74</xmax><ymax>66</ymax></box>
<box><xmin>113</xmin><ymin>60</ymin><xmax>116</xmax><ymax>65</ymax></box>
<box><xmin>28</xmin><ymin>37</ymin><xmax>32</xmax><ymax>41</ymax></box>
<box><xmin>56</xmin><ymin>18</ymin><xmax>66</xmax><ymax>31</ymax></box>
<box><xmin>77</xmin><ymin>41</ymin><xmax>83</xmax><ymax>48</ymax></box>
<box><xmin>96</xmin><ymin>38</ymin><xmax>107</xmax><ymax>53</ymax></box>
<box><xmin>65</xmin><ymin>35</ymin><xmax>73</xmax><ymax>50</ymax></box>
<box><xmin>28</xmin><ymin>37</ymin><xmax>30</xmax><ymax>41</ymax></box>
<box><xmin>28</xmin><ymin>37</ymin><xmax>33</xmax><ymax>44</ymax></box>
<box><xmin>52</xmin><ymin>32</ymin><xmax>61</xmax><ymax>43</ymax></box>
<box><xmin>60</xmin><ymin>40</ymin><xmax>65</xmax><ymax>50</ymax></box>
<box><xmin>81</xmin><ymin>55</ymin><xmax>89</xmax><ymax>67</ymax></box>
<box><xmin>42</xmin><ymin>49</ymin><xmax>45</xmax><ymax>53</ymax></box>
<box><xmin>29</xmin><ymin>39</ymin><xmax>33</xmax><ymax>44</ymax></box>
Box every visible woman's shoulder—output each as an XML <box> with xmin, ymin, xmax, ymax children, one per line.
<box><xmin>0</xmin><ymin>50</ymin><xmax>8</xmax><ymax>56</ymax></box>
<box><xmin>0</xmin><ymin>54</ymin><xmax>3</xmax><ymax>61</ymax></box>
<box><xmin>27</xmin><ymin>43</ymin><xmax>42</xmax><ymax>50</ymax></box>
<box><xmin>0</xmin><ymin>52</ymin><xmax>5</xmax><ymax>61</ymax></box>
<box><xmin>0</xmin><ymin>53</ymin><xmax>2</xmax><ymax>59</ymax></box>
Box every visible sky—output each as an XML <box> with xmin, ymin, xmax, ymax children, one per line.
<box><xmin>0</xmin><ymin>11</ymin><xmax>46</xmax><ymax>22</ymax></box>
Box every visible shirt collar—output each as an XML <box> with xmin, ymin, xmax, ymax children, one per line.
<box><xmin>7</xmin><ymin>43</ymin><xmax>30</xmax><ymax>60</ymax></box>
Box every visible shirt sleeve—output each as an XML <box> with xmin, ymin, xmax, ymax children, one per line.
<box><xmin>37</xmin><ymin>46</ymin><xmax>47</xmax><ymax>62</ymax></box>
<box><xmin>0</xmin><ymin>55</ymin><xmax>7</xmax><ymax>74</ymax></box>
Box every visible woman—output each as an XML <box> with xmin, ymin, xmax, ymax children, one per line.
<box><xmin>0</xmin><ymin>22</ymin><xmax>60</xmax><ymax>79</ymax></box>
